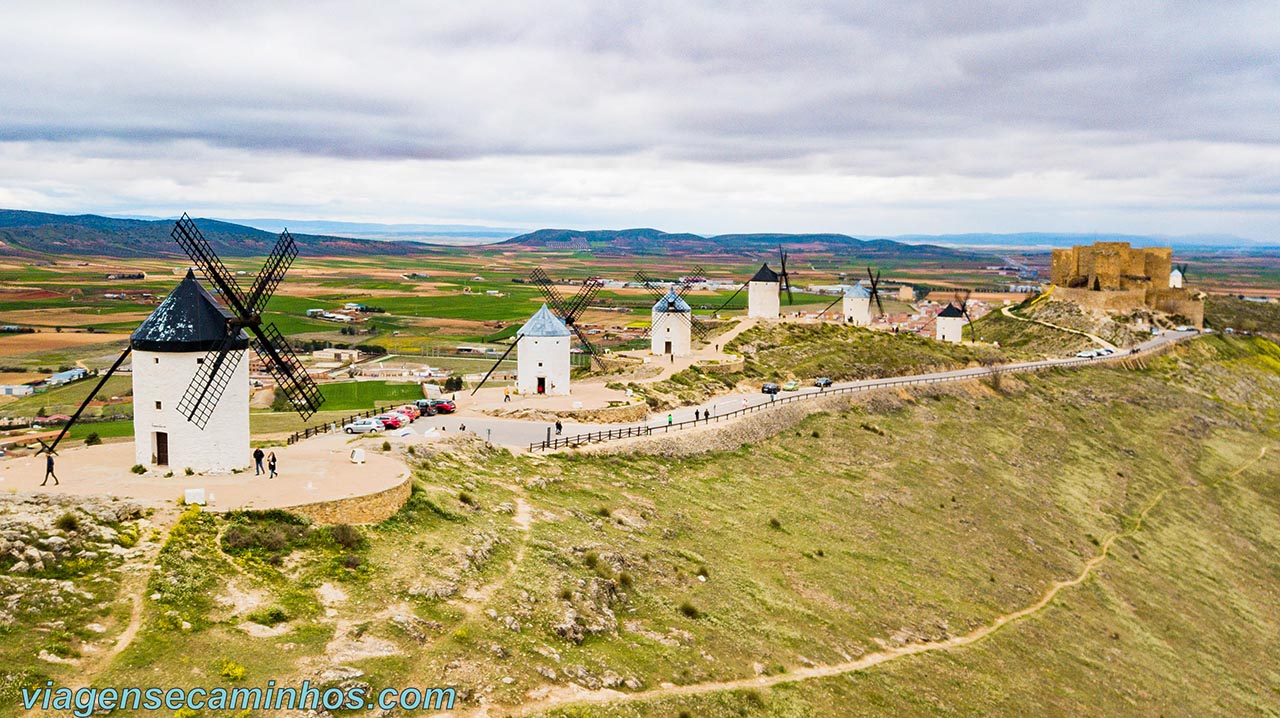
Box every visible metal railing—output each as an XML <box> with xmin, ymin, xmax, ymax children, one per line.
<box><xmin>528</xmin><ymin>343</ymin><xmax>1173</xmax><ymax>451</ymax></box>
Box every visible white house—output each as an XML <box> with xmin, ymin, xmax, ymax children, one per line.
<box><xmin>0</xmin><ymin>385</ymin><xmax>34</xmax><ymax>397</ymax></box>
<box><xmin>130</xmin><ymin>270</ymin><xmax>250</xmax><ymax>473</ymax></box>
<box><xmin>651</xmin><ymin>288</ymin><xmax>692</xmax><ymax>357</ymax></box>
<box><xmin>516</xmin><ymin>304</ymin><xmax>571</xmax><ymax>396</ymax></box>
<box><xmin>747</xmin><ymin>264</ymin><xmax>781</xmax><ymax>319</ymax></box>
<box><xmin>842</xmin><ymin>283</ymin><xmax>872</xmax><ymax>326</ymax></box>
<box><xmin>935</xmin><ymin>304</ymin><xmax>966</xmax><ymax>343</ymax></box>
<box><xmin>1169</xmin><ymin>268</ymin><xmax>1184</xmax><ymax>288</ymax></box>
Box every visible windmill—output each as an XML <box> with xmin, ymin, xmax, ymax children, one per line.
<box><xmin>922</xmin><ymin>289</ymin><xmax>973</xmax><ymax>343</ymax></box>
<box><xmin>529</xmin><ymin>268</ymin><xmax>607</xmax><ymax>370</ymax></box>
<box><xmin>635</xmin><ymin>268</ymin><xmax>712</xmax><ymax>340</ymax></box>
<box><xmin>716</xmin><ymin>245</ymin><xmax>795</xmax><ymax>318</ymax></box>
<box><xmin>818</xmin><ymin>266</ymin><xmax>885</xmax><ymax>322</ymax></box>
<box><xmin>35</xmin><ymin>214</ymin><xmax>323</xmax><ymax>466</ymax></box>
<box><xmin>1170</xmin><ymin>263</ymin><xmax>1188</xmax><ymax>288</ymax></box>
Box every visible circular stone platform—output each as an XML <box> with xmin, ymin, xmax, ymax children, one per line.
<box><xmin>0</xmin><ymin>432</ymin><xmax>411</xmax><ymax>519</ymax></box>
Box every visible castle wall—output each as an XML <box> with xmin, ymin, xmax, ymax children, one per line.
<box><xmin>1052</xmin><ymin>286</ymin><xmax>1148</xmax><ymax>312</ymax></box>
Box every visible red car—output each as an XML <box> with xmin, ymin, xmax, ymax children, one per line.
<box><xmin>426</xmin><ymin>399</ymin><xmax>456</xmax><ymax>414</ymax></box>
<box><xmin>374</xmin><ymin>413</ymin><xmax>403</xmax><ymax>429</ymax></box>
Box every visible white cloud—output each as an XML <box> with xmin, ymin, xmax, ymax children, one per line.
<box><xmin>0</xmin><ymin>1</ymin><xmax>1276</xmax><ymax>238</ymax></box>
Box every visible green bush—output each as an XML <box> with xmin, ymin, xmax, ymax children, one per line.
<box><xmin>247</xmin><ymin>607</ymin><xmax>289</xmax><ymax>626</ymax></box>
<box><xmin>679</xmin><ymin>601</ymin><xmax>701</xmax><ymax>619</ymax></box>
<box><xmin>130</xmin><ymin>464</ymin><xmax>146</xmax><ymax>474</ymax></box>
<box><xmin>83</xmin><ymin>432</ymin><xmax>101</xmax><ymax>446</ymax></box>
<box><xmin>54</xmin><ymin>512</ymin><xmax>79</xmax><ymax>532</ymax></box>
<box><xmin>381</xmin><ymin>440</ymin><xmax>392</xmax><ymax>452</ymax></box>
<box><xmin>328</xmin><ymin>523</ymin><xmax>363</xmax><ymax>550</ymax></box>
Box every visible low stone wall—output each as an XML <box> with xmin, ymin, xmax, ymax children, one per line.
<box><xmin>487</xmin><ymin>401</ymin><xmax>650</xmax><ymax>424</ymax></box>
<box><xmin>696</xmin><ymin>356</ymin><xmax>745</xmax><ymax>374</ymax></box>
<box><xmin>276</xmin><ymin>472</ymin><xmax>412</xmax><ymax>525</ymax></box>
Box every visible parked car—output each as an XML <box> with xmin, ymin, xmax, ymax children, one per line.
<box><xmin>413</xmin><ymin>399</ymin><xmax>439</xmax><ymax>416</ymax></box>
<box><xmin>1075</xmin><ymin>350</ymin><xmax>1097</xmax><ymax>358</ymax></box>
<box><xmin>343</xmin><ymin>418</ymin><xmax>382</xmax><ymax>434</ymax></box>
<box><xmin>814</xmin><ymin>377</ymin><xmax>833</xmax><ymax>388</ymax></box>
<box><xmin>396</xmin><ymin>404</ymin><xmax>421</xmax><ymax>420</ymax></box>
<box><xmin>387</xmin><ymin>411</ymin><xmax>413</xmax><ymax>426</ymax></box>
<box><xmin>762</xmin><ymin>382</ymin><xmax>780</xmax><ymax>395</ymax></box>
<box><xmin>425</xmin><ymin>398</ymin><xmax>456</xmax><ymax>414</ymax></box>
<box><xmin>374</xmin><ymin>413</ymin><xmax>403</xmax><ymax>429</ymax></box>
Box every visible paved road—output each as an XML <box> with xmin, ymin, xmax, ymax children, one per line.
<box><xmin>450</xmin><ymin>330</ymin><xmax>1196</xmax><ymax>449</ymax></box>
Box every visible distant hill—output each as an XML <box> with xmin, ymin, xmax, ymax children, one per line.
<box><xmin>0</xmin><ymin>210</ymin><xmax>428</xmax><ymax>258</ymax></box>
<box><xmin>884</xmin><ymin>231</ymin><xmax>1270</xmax><ymax>250</ymax></box>
<box><xmin>501</xmin><ymin>228</ymin><xmax>983</xmax><ymax>260</ymax></box>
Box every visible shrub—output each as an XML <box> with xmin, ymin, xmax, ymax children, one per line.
<box><xmin>769</xmin><ymin>517</ymin><xmax>782</xmax><ymax>530</ymax></box>
<box><xmin>618</xmin><ymin>571</ymin><xmax>634</xmax><ymax>588</ymax></box>
<box><xmin>247</xmin><ymin>607</ymin><xmax>289</xmax><ymax>626</ymax></box>
<box><xmin>83</xmin><ymin>432</ymin><xmax>101</xmax><ymax>446</ymax></box>
<box><xmin>381</xmin><ymin>440</ymin><xmax>392</xmax><ymax>452</ymax></box>
<box><xmin>130</xmin><ymin>464</ymin><xmax>146</xmax><ymax>475</ymax></box>
<box><xmin>218</xmin><ymin>659</ymin><xmax>247</xmax><ymax>681</ymax></box>
<box><xmin>679</xmin><ymin>601</ymin><xmax>701</xmax><ymax>619</ymax></box>
<box><xmin>341</xmin><ymin>553</ymin><xmax>363</xmax><ymax>570</ymax></box>
<box><xmin>458</xmin><ymin>492</ymin><xmax>476</xmax><ymax>507</ymax></box>
<box><xmin>184</xmin><ymin>467</ymin><xmax>194</xmax><ymax>476</ymax></box>
<box><xmin>583</xmin><ymin>551</ymin><xmax>599</xmax><ymax>570</ymax></box>
<box><xmin>328</xmin><ymin>523</ymin><xmax>363</xmax><ymax>550</ymax></box>
<box><xmin>695</xmin><ymin>565</ymin><xmax>709</xmax><ymax>578</ymax></box>
<box><xmin>55</xmin><ymin>512</ymin><xmax>80</xmax><ymax>532</ymax></box>
<box><xmin>559</xmin><ymin>587</ymin><xmax>573</xmax><ymax>601</ymax></box>
<box><xmin>596</xmin><ymin>506</ymin><xmax>611</xmax><ymax>518</ymax></box>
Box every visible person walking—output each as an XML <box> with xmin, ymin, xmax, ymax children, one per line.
<box><xmin>504</xmin><ymin>387</ymin><xmax>511</xmax><ymax>403</ymax></box>
<box><xmin>41</xmin><ymin>453</ymin><xmax>59</xmax><ymax>486</ymax></box>
<box><xmin>253</xmin><ymin>447</ymin><xmax>265</xmax><ymax>476</ymax></box>
<box><xmin>694</xmin><ymin>408</ymin><xmax>700</xmax><ymax>421</ymax></box>
<box><xmin>667</xmin><ymin>413</ymin><xmax>673</xmax><ymax>426</ymax></box>
<box><xmin>555</xmin><ymin>419</ymin><xmax>563</xmax><ymax>436</ymax></box>
<box><xmin>267</xmin><ymin>451</ymin><xmax>278</xmax><ymax>479</ymax></box>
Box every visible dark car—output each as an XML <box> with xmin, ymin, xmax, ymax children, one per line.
<box><xmin>761</xmin><ymin>382</ymin><xmax>780</xmax><ymax>395</ymax></box>
<box><xmin>425</xmin><ymin>398</ymin><xmax>456</xmax><ymax>414</ymax></box>
<box><xmin>814</xmin><ymin>377</ymin><xmax>833</xmax><ymax>389</ymax></box>
<box><xmin>413</xmin><ymin>399</ymin><xmax>439</xmax><ymax>416</ymax></box>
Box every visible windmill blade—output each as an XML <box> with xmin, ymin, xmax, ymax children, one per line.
<box><xmin>471</xmin><ymin>335</ymin><xmax>522</xmax><ymax>395</ymax></box>
<box><xmin>36</xmin><ymin>346</ymin><xmax>133</xmax><ymax>455</ymax></box>
<box><xmin>177</xmin><ymin>333</ymin><xmax>245</xmax><ymax>430</ymax></box>
<box><xmin>818</xmin><ymin>294</ymin><xmax>843</xmax><ymax>317</ymax></box>
<box><xmin>713</xmin><ymin>283</ymin><xmax>747</xmax><ymax>313</ymax></box>
<box><xmin>778</xmin><ymin>246</ymin><xmax>793</xmax><ymax>304</ymax></box>
<box><xmin>245</xmin><ymin>229</ymin><xmax>298</xmax><ymax>314</ymax></box>
<box><xmin>868</xmin><ymin>269</ymin><xmax>885</xmax><ymax>316</ymax></box>
<box><xmin>171</xmin><ymin>214</ymin><xmax>250</xmax><ymax>315</ymax></box>
<box><xmin>569</xmin><ymin>323</ymin><xmax>607</xmax><ymax>371</ymax></box>
<box><xmin>530</xmin><ymin>269</ymin><xmax>572</xmax><ymax>317</ymax></box>
<box><xmin>249</xmin><ymin>322</ymin><xmax>325</xmax><ymax>420</ymax></box>
<box><xmin>634</xmin><ymin>270</ymin><xmax>665</xmax><ymax>299</ymax></box>
<box><xmin>563</xmin><ymin>278</ymin><xmax>602</xmax><ymax>323</ymax></box>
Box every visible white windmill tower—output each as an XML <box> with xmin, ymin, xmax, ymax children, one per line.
<box><xmin>842</xmin><ymin>283</ymin><xmax>873</xmax><ymax>326</ymax></box>
<box><xmin>651</xmin><ymin>288</ymin><xmax>693</xmax><ymax>357</ymax></box>
<box><xmin>516</xmin><ymin>304</ymin><xmax>572</xmax><ymax>396</ymax></box>
<box><xmin>130</xmin><ymin>271</ymin><xmax>251</xmax><ymax>472</ymax></box>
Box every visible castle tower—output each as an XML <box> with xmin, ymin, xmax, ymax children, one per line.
<box><xmin>842</xmin><ymin>283</ymin><xmax>872</xmax><ymax>326</ymax></box>
<box><xmin>651</xmin><ymin>288</ymin><xmax>692</xmax><ymax>357</ymax></box>
<box><xmin>747</xmin><ymin>264</ymin><xmax>781</xmax><ymax>319</ymax></box>
<box><xmin>516</xmin><ymin>304</ymin><xmax>571</xmax><ymax>396</ymax></box>
<box><xmin>130</xmin><ymin>270</ymin><xmax>249</xmax><ymax>473</ymax></box>
<box><xmin>935</xmin><ymin>304</ymin><xmax>965</xmax><ymax>344</ymax></box>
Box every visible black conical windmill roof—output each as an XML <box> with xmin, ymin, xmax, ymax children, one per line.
<box><xmin>131</xmin><ymin>270</ymin><xmax>248</xmax><ymax>352</ymax></box>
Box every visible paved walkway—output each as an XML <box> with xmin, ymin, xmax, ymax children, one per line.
<box><xmin>0</xmin><ymin>431</ymin><xmax>409</xmax><ymax>511</ymax></box>
<box><xmin>1001</xmin><ymin>304</ymin><xmax>1117</xmax><ymax>350</ymax></box>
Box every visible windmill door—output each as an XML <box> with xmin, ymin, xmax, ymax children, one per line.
<box><xmin>537</xmin><ymin>377</ymin><xmax>546</xmax><ymax>394</ymax></box>
<box><xmin>664</xmin><ymin>341</ymin><xmax>672</xmax><ymax>354</ymax></box>
<box><xmin>155</xmin><ymin>432</ymin><xmax>169</xmax><ymax>466</ymax></box>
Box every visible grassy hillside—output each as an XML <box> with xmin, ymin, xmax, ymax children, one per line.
<box><xmin>4</xmin><ymin>335</ymin><xmax>1276</xmax><ymax>716</ymax></box>
<box><xmin>1205</xmin><ymin>294</ymin><xmax>1280</xmax><ymax>334</ymax></box>
<box><xmin>964</xmin><ymin>307</ymin><xmax>1096</xmax><ymax>357</ymax></box>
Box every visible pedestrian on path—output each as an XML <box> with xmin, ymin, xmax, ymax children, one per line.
<box><xmin>504</xmin><ymin>387</ymin><xmax>511</xmax><ymax>403</ymax></box>
<box><xmin>741</xmin><ymin>398</ymin><xmax>748</xmax><ymax>410</ymax></box>
<box><xmin>555</xmin><ymin>420</ymin><xmax>563</xmax><ymax>435</ymax></box>
<box><xmin>667</xmin><ymin>413</ymin><xmax>673</xmax><ymax>426</ymax></box>
<box><xmin>694</xmin><ymin>408</ymin><xmax>701</xmax><ymax>421</ymax></box>
<box><xmin>253</xmin><ymin>447</ymin><xmax>265</xmax><ymax>476</ymax></box>
<box><xmin>41</xmin><ymin>454</ymin><xmax>59</xmax><ymax>486</ymax></box>
<box><xmin>267</xmin><ymin>451</ymin><xmax>278</xmax><ymax>479</ymax></box>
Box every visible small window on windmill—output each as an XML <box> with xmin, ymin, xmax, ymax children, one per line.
<box><xmin>154</xmin><ymin>357</ymin><xmax>159</xmax><ymax>364</ymax></box>
<box><xmin>196</xmin><ymin>357</ymin><xmax>204</xmax><ymax>364</ymax></box>
<box><xmin>538</xmin><ymin>362</ymin><xmax>544</xmax><ymax>367</ymax></box>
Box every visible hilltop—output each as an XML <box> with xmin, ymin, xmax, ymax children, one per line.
<box><xmin>501</xmin><ymin>228</ymin><xmax>983</xmax><ymax>260</ymax></box>
<box><xmin>0</xmin><ymin>210</ymin><xmax>427</xmax><ymax>258</ymax></box>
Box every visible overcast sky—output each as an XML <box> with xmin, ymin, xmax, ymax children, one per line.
<box><xmin>0</xmin><ymin>1</ymin><xmax>1276</xmax><ymax>238</ymax></box>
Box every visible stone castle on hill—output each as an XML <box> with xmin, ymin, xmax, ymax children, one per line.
<box><xmin>1050</xmin><ymin>241</ymin><xmax>1203</xmax><ymax>327</ymax></box>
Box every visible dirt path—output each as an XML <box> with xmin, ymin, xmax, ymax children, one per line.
<box><xmin>493</xmin><ymin>446</ymin><xmax>1271</xmax><ymax>718</ymax></box>
<box><xmin>1001</xmin><ymin>304</ymin><xmax>1116</xmax><ymax>350</ymax></box>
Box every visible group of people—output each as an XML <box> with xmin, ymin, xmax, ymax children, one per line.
<box><xmin>251</xmin><ymin>447</ymin><xmax>278</xmax><ymax>478</ymax></box>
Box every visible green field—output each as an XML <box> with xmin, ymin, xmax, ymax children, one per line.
<box><xmin>302</xmin><ymin>379</ymin><xmax>426</xmax><ymax>411</ymax></box>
